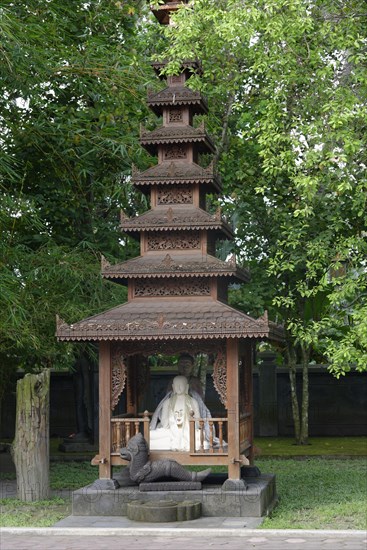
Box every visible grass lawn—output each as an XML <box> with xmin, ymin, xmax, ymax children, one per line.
<box><xmin>1</xmin><ymin>437</ymin><xmax>366</xmax><ymax>528</ymax></box>
<box><xmin>257</xmin><ymin>458</ymin><xmax>367</xmax><ymax>530</ymax></box>
<box><xmin>254</xmin><ymin>436</ymin><xmax>367</xmax><ymax>457</ymax></box>
<box><xmin>0</xmin><ymin>497</ymin><xmax>71</xmax><ymax>527</ymax></box>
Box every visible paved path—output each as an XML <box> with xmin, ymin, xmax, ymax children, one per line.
<box><xmin>1</xmin><ymin>528</ymin><xmax>366</xmax><ymax>550</ymax></box>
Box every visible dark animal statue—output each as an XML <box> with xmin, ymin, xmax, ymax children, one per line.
<box><xmin>119</xmin><ymin>433</ymin><xmax>211</xmax><ymax>483</ymax></box>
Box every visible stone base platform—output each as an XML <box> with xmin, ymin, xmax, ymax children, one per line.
<box><xmin>72</xmin><ymin>475</ymin><xmax>276</xmax><ymax>518</ymax></box>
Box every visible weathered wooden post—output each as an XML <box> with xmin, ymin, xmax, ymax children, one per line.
<box><xmin>12</xmin><ymin>369</ymin><xmax>50</xmax><ymax>501</ymax></box>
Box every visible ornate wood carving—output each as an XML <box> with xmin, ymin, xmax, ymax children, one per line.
<box><xmin>169</xmin><ymin>108</ymin><xmax>183</xmax><ymax>123</ymax></box>
<box><xmin>161</xmin><ymin>253</ymin><xmax>175</xmax><ymax>267</ymax></box>
<box><xmin>147</xmin><ymin>230</ymin><xmax>201</xmax><ymax>250</ymax></box>
<box><xmin>134</xmin><ymin>277</ymin><xmax>210</xmax><ymax>297</ymax></box>
<box><xmin>166</xmin><ymin>207</ymin><xmax>174</xmax><ymax>222</ymax></box>
<box><xmin>59</xmin><ymin>312</ymin><xmax>272</xmax><ymax>341</ymax></box>
<box><xmin>212</xmin><ymin>350</ymin><xmax>227</xmax><ymax>408</ymax></box>
<box><xmin>157</xmin><ymin>185</ymin><xmax>193</xmax><ymax>205</ymax></box>
<box><xmin>121</xmin><ymin>208</ymin><xmax>226</xmax><ymax>230</ymax></box>
<box><xmin>111</xmin><ymin>345</ymin><xmax>127</xmax><ymax>411</ymax></box>
<box><xmin>171</xmin><ymin>74</ymin><xmax>183</xmax><ymax>84</ymax></box>
<box><xmin>157</xmin><ymin>313</ymin><xmax>165</xmax><ymax>328</ymax></box>
<box><xmin>131</xmin><ymin>160</ymin><xmax>218</xmax><ymax>187</ymax></box>
<box><xmin>164</xmin><ymin>144</ymin><xmax>186</xmax><ymax>160</ymax></box>
<box><xmin>148</xmin><ymin>85</ymin><xmax>203</xmax><ymax>105</ymax></box>
<box><xmin>157</xmin><ymin>185</ymin><xmax>194</xmax><ymax>204</ymax></box>
<box><xmin>117</xmin><ymin>339</ymin><xmax>225</xmax><ymax>358</ymax></box>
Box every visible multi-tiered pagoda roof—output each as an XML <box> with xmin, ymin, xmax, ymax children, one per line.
<box><xmin>57</xmin><ymin>2</ymin><xmax>282</xmax><ymax>345</ymax></box>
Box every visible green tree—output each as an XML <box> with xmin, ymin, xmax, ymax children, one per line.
<box><xmin>0</xmin><ymin>0</ymin><xmax>158</xmax><ymax>370</ymax></box>
<box><xmin>0</xmin><ymin>0</ymin><xmax>158</xmax><ymax>498</ymax></box>
<box><xmin>157</xmin><ymin>0</ymin><xmax>367</xmax><ymax>443</ymax></box>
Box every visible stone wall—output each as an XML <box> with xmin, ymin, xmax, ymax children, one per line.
<box><xmin>1</xmin><ymin>364</ymin><xmax>366</xmax><ymax>440</ymax></box>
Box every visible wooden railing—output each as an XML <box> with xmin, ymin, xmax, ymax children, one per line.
<box><xmin>110</xmin><ymin>413</ymin><xmax>228</xmax><ymax>456</ymax></box>
<box><xmin>111</xmin><ymin>412</ymin><xmax>150</xmax><ymax>454</ymax></box>
<box><xmin>189</xmin><ymin>417</ymin><xmax>228</xmax><ymax>455</ymax></box>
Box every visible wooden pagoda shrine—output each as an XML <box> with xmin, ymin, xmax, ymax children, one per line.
<box><xmin>57</xmin><ymin>0</ymin><xmax>283</xmax><ymax>490</ymax></box>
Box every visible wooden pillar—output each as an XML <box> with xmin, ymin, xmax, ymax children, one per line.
<box><xmin>243</xmin><ymin>341</ymin><xmax>254</xmax><ymax>464</ymax></box>
<box><xmin>99</xmin><ymin>341</ymin><xmax>112</xmax><ymax>479</ymax></box>
<box><xmin>226</xmin><ymin>337</ymin><xmax>240</xmax><ymax>480</ymax></box>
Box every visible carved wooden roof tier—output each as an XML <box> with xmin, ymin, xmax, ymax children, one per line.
<box><xmin>57</xmin><ymin>301</ymin><xmax>283</xmax><ymax>342</ymax></box>
<box><xmin>140</xmin><ymin>124</ymin><xmax>215</xmax><ymax>154</ymax></box>
<box><xmin>101</xmin><ymin>252</ymin><xmax>250</xmax><ymax>283</ymax></box>
<box><xmin>120</xmin><ymin>206</ymin><xmax>233</xmax><ymax>238</ymax></box>
<box><xmin>151</xmin><ymin>1</ymin><xmax>189</xmax><ymax>25</ymax></box>
<box><xmin>131</xmin><ymin>161</ymin><xmax>221</xmax><ymax>192</ymax></box>
<box><xmin>147</xmin><ymin>86</ymin><xmax>208</xmax><ymax>115</ymax></box>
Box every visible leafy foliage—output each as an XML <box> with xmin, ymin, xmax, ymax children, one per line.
<box><xmin>158</xmin><ymin>0</ymin><xmax>367</xmax><ymax>376</ymax></box>
<box><xmin>0</xmin><ymin>1</ymin><xmax>158</xmax><ymax>372</ymax></box>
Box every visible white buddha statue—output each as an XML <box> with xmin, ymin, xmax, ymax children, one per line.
<box><xmin>150</xmin><ymin>375</ymin><xmax>203</xmax><ymax>451</ymax></box>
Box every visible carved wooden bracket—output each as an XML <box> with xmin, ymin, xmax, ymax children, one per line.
<box><xmin>212</xmin><ymin>350</ymin><xmax>227</xmax><ymax>408</ymax></box>
<box><xmin>111</xmin><ymin>345</ymin><xmax>127</xmax><ymax>411</ymax></box>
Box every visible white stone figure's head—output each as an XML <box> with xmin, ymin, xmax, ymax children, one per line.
<box><xmin>172</xmin><ymin>375</ymin><xmax>189</xmax><ymax>396</ymax></box>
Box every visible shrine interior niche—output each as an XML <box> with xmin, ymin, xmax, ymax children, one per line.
<box><xmin>110</xmin><ymin>349</ymin><xmax>230</xmax><ymax>457</ymax></box>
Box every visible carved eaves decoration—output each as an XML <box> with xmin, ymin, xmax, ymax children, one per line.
<box><xmin>110</xmin><ymin>339</ymin><xmax>226</xmax><ymax>358</ymax></box>
<box><xmin>111</xmin><ymin>345</ymin><xmax>127</xmax><ymax>410</ymax></box>
<box><xmin>147</xmin><ymin>86</ymin><xmax>208</xmax><ymax>115</ymax></box>
<box><xmin>140</xmin><ymin>124</ymin><xmax>215</xmax><ymax>154</ymax></box>
<box><xmin>56</xmin><ymin>303</ymin><xmax>284</xmax><ymax>342</ymax></box>
<box><xmin>131</xmin><ymin>161</ymin><xmax>220</xmax><ymax>191</ymax></box>
<box><xmin>212</xmin><ymin>350</ymin><xmax>227</xmax><ymax>408</ymax></box>
<box><xmin>101</xmin><ymin>254</ymin><xmax>251</xmax><ymax>283</ymax></box>
<box><xmin>141</xmin><ymin>122</ymin><xmax>210</xmax><ymax>141</ymax></box>
<box><xmin>120</xmin><ymin>207</ymin><xmax>233</xmax><ymax>237</ymax></box>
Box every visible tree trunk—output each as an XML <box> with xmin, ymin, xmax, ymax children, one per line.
<box><xmin>12</xmin><ymin>369</ymin><xmax>50</xmax><ymax>501</ymax></box>
<box><xmin>286</xmin><ymin>345</ymin><xmax>301</xmax><ymax>443</ymax></box>
<box><xmin>299</xmin><ymin>347</ymin><xmax>310</xmax><ymax>444</ymax></box>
